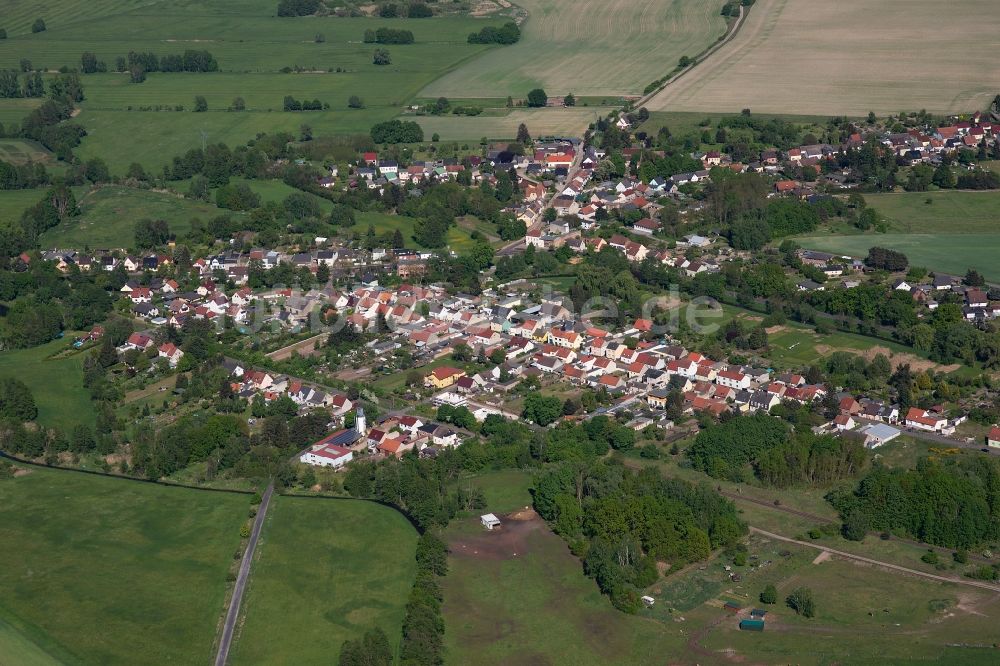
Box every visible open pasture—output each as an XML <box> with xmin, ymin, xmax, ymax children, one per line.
<box><xmin>229</xmin><ymin>496</ymin><xmax>418</xmax><ymax>665</ymax></box>
<box><xmin>0</xmin><ymin>465</ymin><xmax>249</xmax><ymax>665</ymax></box>
<box><xmin>0</xmin><ymin>0</ymin><xmax>507</xmax><ymax>172</ymax></box>
<box><xmin>0</xmin><ymin>139</ymin><xmax>56</xmax><ymax>166</ymax></box>
<box><xmin>647</xmin><ymin>0</ymin><xmax>1000</xmax><ymax>116</ymax></box>
<box><xmin>414</xmin><ymin>107</ymin><xmax>608</xmax><ymax>141</ymax></box>
<box><xmin>0</xmin><ymin>336</ymin><xmax>94</xmax><ymax>431</ymax></box>
<box><xmin>796</xmin><ymin>233</ymin><xmax>1000</xmax><ymax>283</ymax></box>
<box><xmin>38</xmin><ymin>185</ymin><xmax>230</xmax><ymax>248</ymax></box>
<box><xmin>423</xmin><ymin>0</ymin><xmax>729</xmax><ymax>98</ymax></box>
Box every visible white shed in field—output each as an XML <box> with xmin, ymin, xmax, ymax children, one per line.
<box><xmin>481</xmin><ymin>513</ymin><xmax>501</xmax><ymax>530</ymax></box>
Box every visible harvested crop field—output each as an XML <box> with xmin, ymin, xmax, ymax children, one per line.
<box><xmin>423</xmin><ymin>0</ymin><xmax>729</xmax><ymax>98</ymax></box>
<box><xmin>648</xmin><ymin>0</ymin><xmax>1000</xmax><ymax>116</ymax></box>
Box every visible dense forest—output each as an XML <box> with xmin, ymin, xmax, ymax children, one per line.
<box><xmin>829</xmin><ymin>457</ymin><xmax>1000</xmax><ymax>549</ymax></box>
<box><xmin>534</xmin><ymin>461</ymin><xmax>745</xmax><ymax>612</ymax></box>
<box><xmin>687</xmin><ymin>413</ymin><xmax>868</xmax><ymax>487</ymax></box>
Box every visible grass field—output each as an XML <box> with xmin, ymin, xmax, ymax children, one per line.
<box><xmin>795</xmin><ymin>190</ymin><xmax>1000</xmax><ymax>281</ymax></box>
<box><xmin>0</xmin><ymin>139</ymin><xmax>56</xmax><ymax>166</ymax></box>
<box><xmin>796</xmin><ymin>233</ymin><xmax>1000</xmax><ymax>283</ymax></box>
<box><xmin>647</xmin><ymin>0</ymin><xmax>1000</xmax><ymax>115</ymax></box>
<box><xmin>442</xmin><ymin>514</ymin><xmax>686</xmax><ymax>665</ymax></box>
<box><xmin>0</xmin><ymin>465</ymin><xmax>249</xmax><ymax>665</ymax></box>
<box><xmin>38</xmin><ymin>185</ymin><xmax>230</xmax><ymax>248</ymax></box>
<box><xmin>0</xmin><ymin>336</ymin><xmax>94</xmax><ymax>431</ymax></box>
<box><xmin>230</xmin><ymin>497</ymin><xmax>417</xmax><ymax>665</ymax></box>
<box><xmin>414</xmin><ymin>107</ymin><xmax>610</xmax><ymax>141</ymax></box>
<box><xmin>0</xmin><ymin>0</ymin><xmax>509</xmax><ymax>172</ymax></box>
<box><xmin>0</xmin><ymin>188</ymin><xmax>49</xmax><ymax>230</ymax></box>
<box><xmin>424</xmin><ymin>0</ymin><xmax>729</xmax><ymax>98</ymax></box>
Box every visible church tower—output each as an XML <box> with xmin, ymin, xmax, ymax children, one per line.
<box><xmin>355</xmin><ymin>406</ymin><xmax>366</xmax><ymax>437</ymax></box>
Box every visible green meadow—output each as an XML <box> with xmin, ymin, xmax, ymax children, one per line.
<box><xmin>798</xmin><ymin>190</ymin><xmax>1000</xmax><ymax>281</ymax></box>
<box><xmin>230</xmin><ymin>496</ymin><xmax>418</xmax><ymax>665</ymax></box>
<box><xmin>0</xmin><ymin>336</ymin><xmax>94</xmax><ymax>431</ymax></box>
<box><xmin>39</xmin><ymin>185</ymin><xmax>231</xmax><ymax>248</ymax></box>
<box><xmin>0</xmin><ymin>465</ymin><xmax>249</xmax><ymax>665</ymax></box>
<box><xmin>0</xmin><ymin>0</ymin><xmax>510</xmax><ymax>172</ymax></box>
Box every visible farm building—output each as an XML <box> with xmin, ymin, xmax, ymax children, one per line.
<box><xmin>739</xmin><ymin>619</ymin><xmax>765</xmax><ymax>632</ymax></box>
<box><xmin>481</xmin><ymin>513</ymin><xmax>501</xmax><ymax>530</ymax></box>
<box><xmin>859</xmin><ymin>423</ymin><xmax>901</xmax><ymax>449</ymax></box>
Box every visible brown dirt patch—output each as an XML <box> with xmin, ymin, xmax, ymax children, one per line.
<box><xmin>860</xmin><ymin>345</ymin><xmax>960</xmax><ymax>374</ymax></box>
<box><xmin>450</xmin><ymin>509</ymin><xmax>544</xmax><ymax>561</ymax></box>
<box><xmin>812</xmin><ymin>551</ymin><xmax>832</xmax><ymax>565</ymax></box>
<box><xmin>765</xmin><ymin>325</ymin><xmax>788</xmax><ymax>335</ymax></box>
<box><xmin>13</xmin><ymin>467</ymin><xmax>32</xmax><ymax>477</ymax></box>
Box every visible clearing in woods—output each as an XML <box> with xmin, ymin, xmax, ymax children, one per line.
<box><xmin>647</xmin><ymin>0</ymin><xmax>1000</xmax><ymax>116</ymax></box>
<box><xmin>423</xmin><ymin>0</ymin><xmax>729</xmax><ymax>98</ymax></box>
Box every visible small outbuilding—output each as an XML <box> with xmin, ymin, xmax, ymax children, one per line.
<box><xmin>739</xmin><ymin>619</ymin><xmax>765</xmax><ymax>632</ymax></box>
<box><xmin>481</xmin><ymin>513</ymin><xmax>501</xmax><ymax>530</ymax></box>
<box><xmin>641</xmin><ymin>595</ymin><xmax>655</xmax><ymax>607</ymax></box>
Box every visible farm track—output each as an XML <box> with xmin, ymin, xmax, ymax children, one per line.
<box><xmin>750</xmin><ymin>527</ymin><xmax>1000</xmax><ymax>593</ymax></box>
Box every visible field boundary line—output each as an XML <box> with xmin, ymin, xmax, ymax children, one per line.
<box><xmin>633</xmin><ymin>1</ymin><xmax>753</xmax><ymax>110</ymax></box>
<box><xmin>214</xmin><ymin>482</ymin><xmax>274</xmax><ymax>666</ymax></box>
<box><xmin>750</xmin><ymin>527</ymin><xmax>1000</xmax><ymax>593</ymax></box>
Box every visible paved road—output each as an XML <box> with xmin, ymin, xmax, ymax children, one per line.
<box><xmin>214</xmin><ymin>482</ymin><xmax>274</xmax><ymax>666</ymax></box>
<box><xmin>750</xmin><ymin>527</ymin><xmax>1000</xmax><ymax>593</ymax></box>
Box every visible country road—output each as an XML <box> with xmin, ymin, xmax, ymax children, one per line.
<box><xmin>214</xmin><ymin>482</ymin><xmax>274</xmax><ymax>666</ymax></box>
<box><xmin>750</xmin><ymin>527</ymin><xmax>1000</xmax><ymax>593</ymax></box>
<box><xmin>498</xmin><ymin>146</ymin><xmax>585</xmax><ymax>257</ymax></box>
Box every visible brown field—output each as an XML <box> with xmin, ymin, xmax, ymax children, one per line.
<box><xmin>647</xmin><ymin>0</ymin><xmax>1000</xmax><ymax>116</ymax></box>
<box><xmin>423</xmin><ymin>0</ymin><xmax>729</xmax><ymax>98</ymax></box>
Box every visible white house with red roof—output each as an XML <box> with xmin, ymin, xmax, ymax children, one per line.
<box><xmin>904</xmin><ymin>407</ymin><xmax>949</xmax><ymax>433</ymax></box>
<box><xmin>157</xmin><ymin>343</ymin><xmax>184</xmax><ymax>367</ymax></box>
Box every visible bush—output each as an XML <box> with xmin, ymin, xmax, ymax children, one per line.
<box><xmin>32</xmin><ymin>18</ymin><xmax>47</xmax><ymax>33</ymax></box>
<box><xmin>372</xmin><ymin>48</ymin><xmax>391</xmax><ymax>66</ymax></box>
<box><xmin>786</xmin><ymin>587</ymin><xmax>815</xmax><ymax>617</ymax></box>
<box><xmin>526</xmin><ymin>88</ymin><xmax>548</xmax><ymax>108</ymax></box>
<box><xmin>348</xmin><ymin>95</ymin><xmax>364</xmax><ymax>109</ymax></box>
<box><xmin>407</xmin><ymin>2</ymin><xmax>433</xmax><ymax>17</ymax></box>
<box><xmin>760</xmin><ymin>584</ymin><xmax>777</xmax><ymax>604</ymax></box>
<box><xmin>370</xmin><ymin>119</ymin><xmax>423</xmax><ymax>144</ymax></box>
<box><xmin>468</xmin><ymin>21</ymin><xmax>520</xmax><ymax>44</ymax></box>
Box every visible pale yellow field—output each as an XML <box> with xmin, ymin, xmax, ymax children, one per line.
<box><xmin>414</xmin><ymin>107</ymin><xmax>610</xmax><ymax>139</ymax></box>
<box><xmin>423</xmin><ymin>0</ymin><xmax>729</xmax><ymax>98</ymax></box>
<box><xmin>648</xmin><ymin>0</ymin><xmax>1000</xmax><ymax>116</ymax></box>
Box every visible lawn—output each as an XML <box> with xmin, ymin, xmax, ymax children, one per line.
<box><xmin>423</xmin><ymin>0</ymin><xmax>729</xmax><ymax>97</ymax></box>
<box><xmin>647</xmin><ymin>0</ymin><xmax>1000</xmax><ymax>115</ymax></box>
<box><xmin>442</xmin><ymin>515</ymin><xmax>686</xmax><ymax>665</ymax></box>
<box><xmin>230</xmin><ymin>496</ymin><xmax>418</xmax><ymax>665</ymax></box>
<box><xmin>38</xmin><ymin>185</ymin><xmax>230</xmax><ymax>249</ymax></box>
<box><xmin>0</xmin><ymin>336</ymin><xmax>94</xmax><ymax>431</ymax></box>
<box><xmin>0</xmin><ymin>465</ymin><xmax>250</xmax><ymax>665</ymax></box>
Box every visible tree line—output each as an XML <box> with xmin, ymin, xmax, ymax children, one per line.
<box><xmin>829</xmin><ymin>456</ymin><xmax>1000</xmax><ymax>548</ymax></box>
<box><xmin>364</xmin><ymin>28</ymin><xmax>414</xmax><ymax>44</ymax></box>
<box><xmin>687</xmin><ymin>413</ymin><xmax>868</xmax><ymax>487</ymax></box>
